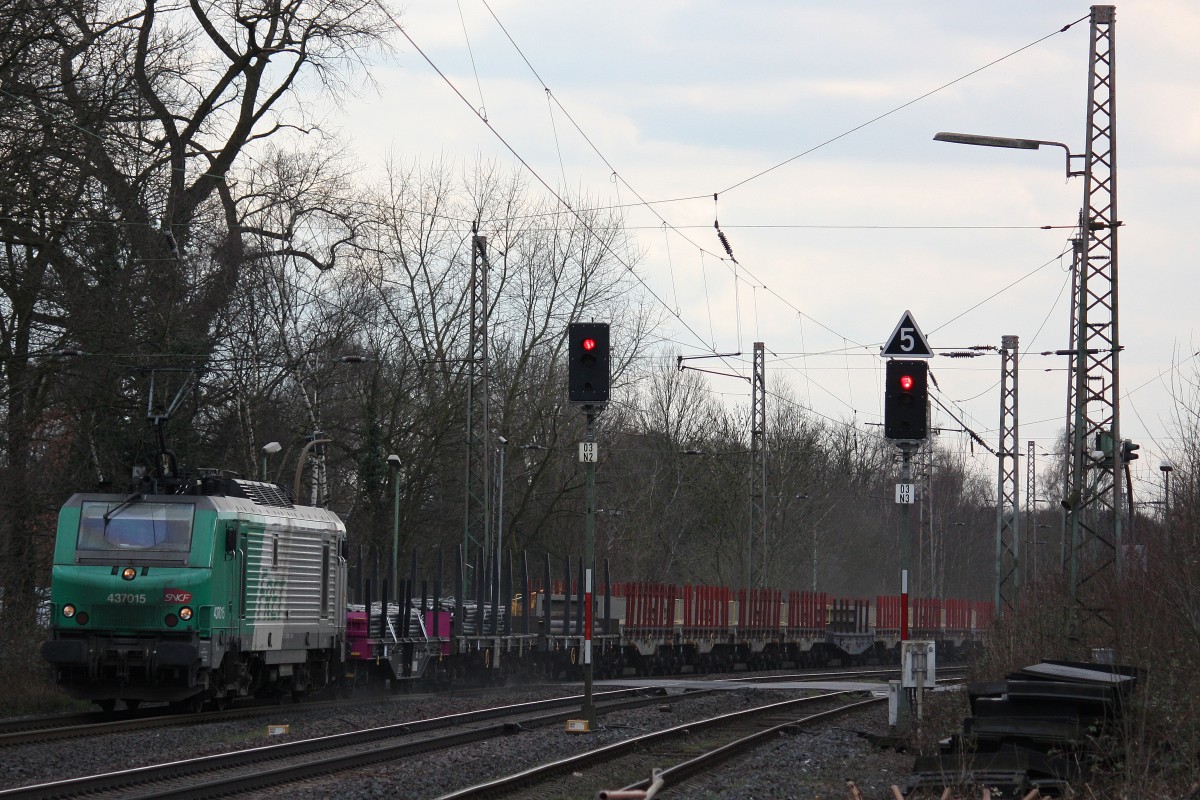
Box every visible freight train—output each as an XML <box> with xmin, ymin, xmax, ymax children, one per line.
<box><xmin>360</xmin><ymin>569</ymin><xmax>994</xmax><ymax>686</ymax></box>
<box><xmin>41</xmin><ymin>475</ymin><xmax>993</xmax><ymax>710</ymax></box>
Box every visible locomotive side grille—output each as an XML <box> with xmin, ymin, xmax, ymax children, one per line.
<box><xmin>243</xmin><ymin>525</ymin><xmax>335</xmax><ymax>622</ymax></box>
<box><xmin>229</xmin><ymin>479</ymin><xmax>294</xmax><ymax>508</ymax></box>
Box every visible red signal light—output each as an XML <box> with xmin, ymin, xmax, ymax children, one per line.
<box><xmin>582</xmin><ymin>337</ymin><xmax>597</xmax><ymax>351</ymax></box>
<box><xmin>899</xmin><ymin>374</ymin><xmax>914</xmax><ymax>391</ymax></box>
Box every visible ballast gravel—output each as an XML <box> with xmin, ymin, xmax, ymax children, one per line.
<box><xmin>1</xmin><ymin>684</ymin><xmax>916</xmax><ymax>799</ymax></box>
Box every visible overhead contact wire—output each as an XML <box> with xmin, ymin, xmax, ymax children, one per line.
<box><xmin>717</xmin><ymin>14</ymin><xmax>1090</xmax><ymax>196</ymax></box>
<box><xmin>379</xmin><ymin>4</ymin><xmax>721</xmax><ymax>360</ymax></box>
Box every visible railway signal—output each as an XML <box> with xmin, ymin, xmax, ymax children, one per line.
<box><xmin>567</xmin><ymin>321</ymin><xmax>610</xmax><ymax>730</ymax></box>
<box><xmin>884</xmin><ymin>359</ymin><xmax>928</xmax><ymax>440</ymax></box>
<box><xmin>568</xmin><ymin>322</ymin><xmax>610</xmax><ymax>403</ymax></box>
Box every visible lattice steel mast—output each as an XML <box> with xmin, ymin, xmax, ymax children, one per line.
<box><xmin>1059</xmin><ymin>229</ymin><xmax>1084</xmax><ymax>572</ymax></box>
<box><xmin>464</xmin><ymin>230</ymin><xmax>491</xmax><ymax>562</ymax></box>
<box><xmin>995</xmin><ymin>335</ymin><xmax>1020</xmax><ymax>615</ymax></box>
<box><xmin>1026</xmin><ymin>440</ymin><xmax>1037</xmax><ymax>581</ymax></box>
<box><xmin>1064</xmin><ymin>5</ymin><xmax>1122</xmax><ymax>641</ymax></box>
<box><xmin>750</xmin><ymin>342</ymin><xmax>767</xmax><ymax>588</ymax></box>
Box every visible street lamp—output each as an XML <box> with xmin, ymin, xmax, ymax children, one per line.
<box><xmin>293</xmin><ymin>431</ymin><xmax>331</xmax><ymax>503</ymax></box>
<box><xmin>1160</xmin><ymin>460</ymin><xmax>1174</xmax><ymax>555</ymax></box>
<box><xmin>494</xmin><ymin>437</ymin><xmax>507</xmax><ymax>625</ymax></box>
<box><xmin>1030</xmin><ymin>524</ymin><xmax>1053</xmax><ymax>583</ymax></box>
<box><xmin>388</xmin><ymin>454</ymin><xmax>401</xmax><ymax>598</ymax></box>
<box><xmin>489</xmin><ymin>440</ymin><xmax>547</xmax><ymax>612</ymax></box>
<box><xmin>261</xmin><ymin>441</ymin><xmax>281</xmax><ymax>481</ymax></box>
<box><xmin>933</xmin><ymin>132</ymin><xmax>1083</xmax><ymax>179</ymax></box>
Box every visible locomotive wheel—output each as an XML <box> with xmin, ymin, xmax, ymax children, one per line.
<box><xmin>97</xmin><ymin>699</ymin><xmax>116</xmax><ymax>713</ymax></box>
<box><xmin>124</xmin><ymin>699</ymin><xmax>141</xmax><ymax>711</ymax></box>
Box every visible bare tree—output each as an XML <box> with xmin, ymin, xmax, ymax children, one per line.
<box><xmin>0</xmin><ymin>0</ymin><xmax>392</xmax><ymax>628</ymax></box>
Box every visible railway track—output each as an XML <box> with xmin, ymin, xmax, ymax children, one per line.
<box><xmin>1</xmin><ymin>666</ymin><xmax>957</xmax><ymax>798</ymax></box>
<box><xmin>0</xmin><ymin>687</ymin><xmax>675</xmax><ymax>799</ymax></box>
<box><xmin>0</xmin><ymin>684</ymin><xmax>513</xmax><ymax>748</ymax></box>
<box><xmin>0</xmin><ymin>710</ymin><xmax>117</xmax><ymax>740</ymax></box>
<box><xmin>0</xmin><ymin>704</ymin><xmax>266</xmax><ymax>748</ymax></box>
<box><xmin>439</xmin><ymin>691</ymin><xmax>885</xmax><ymax>799</ymax></box>
<box><xmin>0</xmin><ymin>664</ymin><xmax>937</xmax><ymax>748</ymax></box>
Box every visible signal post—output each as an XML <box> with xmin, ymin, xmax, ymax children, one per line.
<box><xmin>567</xmin><ymin>322</ymin><xmax>610</xmax><ymax>731</ymax></box>
<box><xmin>881</xmin><ymin>311</ymin><xmax>933</xmax><ymax>732</ymax></box>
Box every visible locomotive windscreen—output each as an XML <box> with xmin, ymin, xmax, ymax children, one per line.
<box><xmin>77</xmin><ymin>500</ymin><xmax>195</xmax><ymax>553</ymax></box>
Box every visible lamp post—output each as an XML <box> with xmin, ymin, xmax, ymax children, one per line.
<box><xmin>494</xmin><ymin>437</ymin><xmax>507</xmax><ymax>625</ymax></box>
<box><xmin>1030</xmin><ymin>524</ymin><xmax>1053</xmax><ymax>582</ymax></box>
<box><xmin>488</xmin><ymin>441</ymin><xmax>545</xmax><ymax>635</ymax></box>
<box><xmin>293</xmin><ymin>431</ymin><xmax>331</xmax><ymax>503</ymax></box>
<box><xmin>934</xmin><ymin>123</ymin><xmax>1111</xmax><ymax>637</ymax></box>
<box><xmin>261</xmin><ymin>441</ymin><xmax>281</xmax><ymax>481</ymax></box>
<box><xmin>388</xmin><ymin>454</ymin><xmax>401</xmax><ymax>597</ymax></box>
<box><xmin>1160</xmin><ymin>460</ymin><xmax>1173</xmax><ymax>555</ymax></box>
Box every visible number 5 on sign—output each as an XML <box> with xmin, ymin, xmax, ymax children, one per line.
<box><xmin>895</xmin><ymin>483</ymin><xmax>915</xmax><ymax>504</ymax></box>
<box><xmin>579</xmin><ymin>442</ymin><xmax>599</xmax><ymax>463</ymax></box>
<box><xmin>880</xmin><ymin>310</ymin><xmax>933</xmax><ymax>358</ymax></box>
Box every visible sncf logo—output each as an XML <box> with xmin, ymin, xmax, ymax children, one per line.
<box><xmin>163</xmin><ymin>589</ymin><xmax>192</xmax><ymax>603</ymax></box>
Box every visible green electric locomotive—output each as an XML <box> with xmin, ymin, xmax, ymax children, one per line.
<box><xmin>41</xmin><ymin>475</ymin><xmax>349</xmax><ymax>711</ymax></box>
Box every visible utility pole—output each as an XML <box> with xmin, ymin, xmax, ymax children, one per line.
<box><xmin>749</xmin><ymin>342</ymin><xmax>767</xmax><ymax>589</ymax></box>
<box><xmin>899</xmin><ymin>442</ymin><xmax>918</xmax><ymax>641</ymax></box>
<box><xmin>995</xmin><ymin>335</ymin><xmax>1020</xmax><ymax>616</ymax></box>
<box><xmin>582</xmin><ymin>408</ymin><xmax>598</xmax><ymax>727</ymax></box>
<box><xmin>464</xmin><ymin>228</ymin><xmax>491</xmax><ymax>565</ymax></box>
<box><xmin>1063</xmin><ymin>5</ymin><xmax>1121</xmax><ymax>643</ymax></box>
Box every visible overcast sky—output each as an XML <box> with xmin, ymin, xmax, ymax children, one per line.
<box><xmin>332</xmin><ymin>1</ymin><xmax>1198</xmax><ymax>500</ymax></box>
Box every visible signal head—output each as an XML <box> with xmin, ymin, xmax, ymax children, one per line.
<box><xmin>568</xmin><ymin>322</ymin><xmax>610</xmax><ymax>403</ymax></box>
<box><xmin>884</xmin><ymin>359</ymin><xmax>929</xmax><ymax>440</ymax></box>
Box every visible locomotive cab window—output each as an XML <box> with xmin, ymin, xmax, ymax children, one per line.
<box><xmin>77</xmin><ymin>501</ymin><xmax>194</xmax><ymax>556</ymax></box>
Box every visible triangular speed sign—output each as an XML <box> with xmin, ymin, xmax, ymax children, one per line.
<box><xmin>881</xmin><ymin>311</ymin><xmax>933</xmax><ymax>358</ymax></box>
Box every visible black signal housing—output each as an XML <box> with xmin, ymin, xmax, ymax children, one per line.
<box><xmin>568</xmin><ymin>322</ymin><xmax>610</xmax><ymax>403</ymax></box>
<box><xmin>884</xmin><ymin>359</ymin><xmax>928</xmax><ymax>440</ymax></box>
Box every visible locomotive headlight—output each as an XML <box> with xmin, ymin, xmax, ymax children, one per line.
<box><xmin>179</xmin><ymin>606</ymin><xmax>193</xmax><ymax>621</ymax></box>
<box><xmin>62</xmin><ymin>604</ymin><xmax>76</xmax><ymax>618</ymax></box>
<box><xmin>121</xmin><ymin>567</ymin><xmax>137</xmax><ymax>581</ymax></box>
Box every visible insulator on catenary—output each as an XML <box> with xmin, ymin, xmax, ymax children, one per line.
<box><xmin>716</xmin><ymin>229</ymin><xmax>736</xmax><ymax>262</ymax></box>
